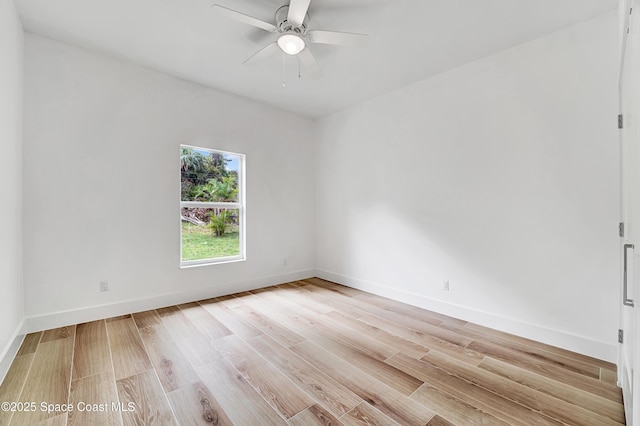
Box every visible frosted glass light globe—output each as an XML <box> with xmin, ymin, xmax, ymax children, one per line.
<box><xmin>278</xmin><ymin>34</ymin><xmax>305</xmax><ymax>55</ymax></box>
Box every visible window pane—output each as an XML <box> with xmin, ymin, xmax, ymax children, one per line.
<box><xmin>181</xmin><ymin>207</ymin><xmax>240</xmax><ymax>262</ymax></box>
<box><xmin>181</xmin><ymin>147</ymin><xmax>240</xmax><ymax>203</ymax></box>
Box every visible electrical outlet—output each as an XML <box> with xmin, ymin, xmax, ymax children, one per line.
<box><xmin>283</xmin><ymin>257</ymin><xmax>288</xmax><ymax>266</ymax></box>
<box><xmin>100</xmin><ymin>280</ymin><xmax>109</xmax><ymax>292</ymax></box>
<box><xmin>442</xmin><ymin>280</ymin><xmax>450</xmax><ymax>291</ymax></box>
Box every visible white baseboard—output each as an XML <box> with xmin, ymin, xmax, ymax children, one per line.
<box><xmin>25</xmin><ymin>269</ymin><xmax>315</xmax><ymax>334</ymax></box>
<box><xmin>18</xmin><ymin>267</ymin><xmax>617</xmax><ymax>364</ymax></box>
<box><xmin>0</xmin><ymin>320</ymin><xmax>26</xmax><ymax>385</ymax></box>
<box><xmin>316</xmin><ymin>269</ymin><xmax>617</xmax><ymax>363</ymax></box>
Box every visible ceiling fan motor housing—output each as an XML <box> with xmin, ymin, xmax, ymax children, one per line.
<box><xmin>275</xmin><ymin>5</ymin><xmax>309</xmax><ymax>34</ymax></box>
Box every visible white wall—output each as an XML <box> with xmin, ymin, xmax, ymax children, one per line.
<box><xmin>315</xmin><ymin>12</ymin><xmax>619</xmax><ymax>361</ymax></box>
<box><xmin>23</xmin><ymin>34</ymin><xmax>316</xmax><ymax>327</ymax></box>
<box><xmin>0</xmin><ymin>0</ymin><xmax>25</xmax><ymax>378</ymax></box>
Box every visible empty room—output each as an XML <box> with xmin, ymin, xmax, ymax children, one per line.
<box><xmin>1</xmin><ymin>0</ymin><xmax>637</xmax><ymax>424</ymax></box>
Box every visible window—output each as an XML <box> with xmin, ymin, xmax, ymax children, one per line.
<box><xmin>180</xmin><ymin>145</ymin><xmax>245</xmax><ymax>267</ymax></box>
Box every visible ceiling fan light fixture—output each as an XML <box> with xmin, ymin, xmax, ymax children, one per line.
<box><xmin>278</xmin><ymin>33</ymin><xmax>305</xmax><ymax>55</ymax></box>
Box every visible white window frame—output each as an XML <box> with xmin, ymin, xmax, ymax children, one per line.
<box><xmin>180</xmin><ymin>145</ymin><xmax>246</xmax><ymax>268</ymax></box>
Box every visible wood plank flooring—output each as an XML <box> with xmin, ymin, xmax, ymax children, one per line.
<box><xmin>0</xmin><ymin>278</ymin><xmax>625</xmax><ymax>425</ymax></box>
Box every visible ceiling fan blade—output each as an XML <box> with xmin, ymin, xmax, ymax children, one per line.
<box><xmin>298</xmin><ymin>48</ymin><xmax>324</xmax><ymax>79</ymax></box>
<box><xmin>242</xmin><ymin>42</ymin><xmax>280</xmax><ymax>65</ymax></box>
<box><xmin>287</xmin><ymin>0</ymin><xmax>311</xmax><ymax>27</ymax></box>
<box><xmin>212</xmin><ymin>4</ymin><xmax>277</xmax><ymax>32</ymax></box>
<box><xmin>307</xmin><ymin>30</ymin><xmax>368</xmax><ymax>47</ymax></box>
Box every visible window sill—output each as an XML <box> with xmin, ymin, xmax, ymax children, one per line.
<box><xmin>180</xmin><ymin>256</ymin><xmax>246</xmax><ymax>269</ymax></box>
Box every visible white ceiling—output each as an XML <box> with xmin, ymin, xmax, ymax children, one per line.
<box><xmin>15</xmin><ymin>0</ymin><xmax>617</xmax><ymax>118</ymax></box>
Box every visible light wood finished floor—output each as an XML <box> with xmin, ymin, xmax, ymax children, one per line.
<box><xmin>0</xmin><ymin>278</ymin><xmax>625</xmax><ymax>425</ymax></box>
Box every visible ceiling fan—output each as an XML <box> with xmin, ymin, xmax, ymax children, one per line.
<box><xmin>212</xmin><ymin>0</ymin><xmax>367</xmax><ymax>79</ymax></box>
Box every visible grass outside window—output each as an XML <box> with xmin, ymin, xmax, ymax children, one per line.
<box><xmin>181</xmin><ymin>222</ymin><xmax>240</xmax><ymax>261</ymax></box>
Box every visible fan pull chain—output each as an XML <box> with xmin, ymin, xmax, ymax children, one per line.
<box><xmin>282</xmin><ymin>53</ymin><xmax>286</xmax><ymax>88</ymax></box>
<box><xmin>298</xmin><ymin>57</ymin><xmax>301</xmax><ymax>79</ymax></box>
